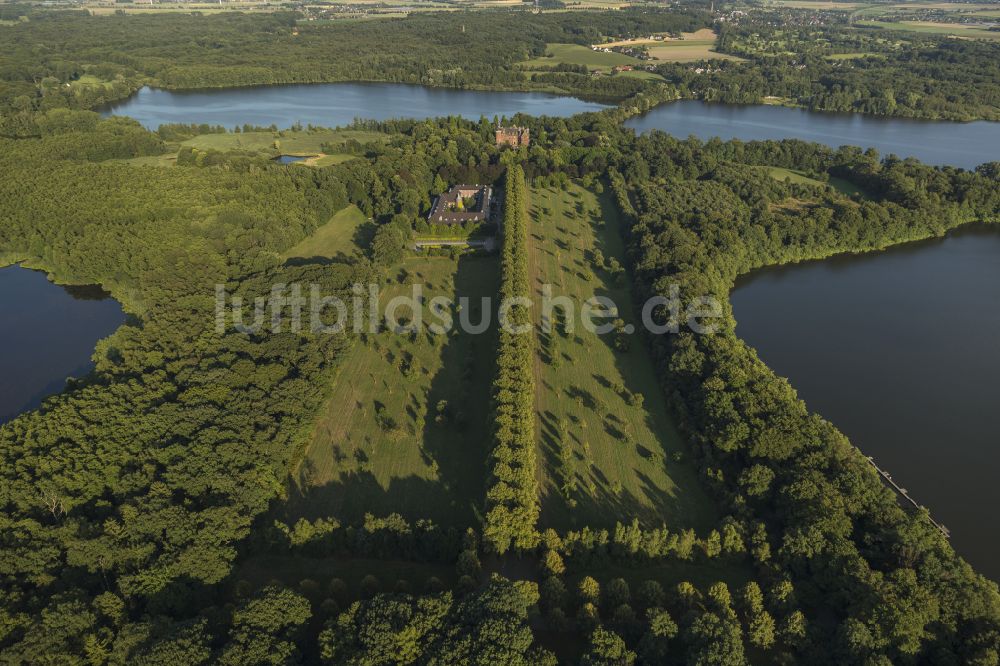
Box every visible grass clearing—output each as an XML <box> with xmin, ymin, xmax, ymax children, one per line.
<box><xmin>183</xmin><ymin>128</ymin><xmax>383</xmax><ymax>157</ymax></box>
<box><xmin>761</xmin><ymin>167</ymin><xmax>868</xmax><ymax>197</ymax></box>
<box><xmin>283</xmin><ymin>253</ymin><xmax>499</xmax><ymax>528</ymax></box>
<box><xmin>282</xmin><ymin>205</ymin><xmax>370</xmax><ymax>262</ymax></box>
<box><xmin>762</xmin><ymin>166</ymin><xmax>826</xmax><ymax>187</ymax></box>
<box><xmin>616</xmin><ymin>69</ymin><xmax>666</xmax><ymax>81</ymax></box>
<box><xmin>68</xmin><ymin>74</ymin><xmax>115</xmax><ymax>90</ymax></box>
<box><xmin>527</xmin><ymin>181</ymin><xmax>718</xmax><ymax>531</ymax></box>
<box><xmin>826</xmin><ymin>51</ymin><xmax>877</xmax><ymax>59</ymax></box>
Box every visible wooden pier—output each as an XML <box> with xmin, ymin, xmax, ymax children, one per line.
<box><xmin>866</xmin><ymin>456</ymin><xmax>950</xmax><ymax>539</ymax></box>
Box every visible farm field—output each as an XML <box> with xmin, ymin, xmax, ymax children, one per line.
<box><xmin>83</xmin><ymin>3</ymin><xmax>281</xmax><ymax>14</ymax></box>
<box><xmin>856</xmin><ymin>19</ymin><xmax>1000</xmax><ymax>39</ymax></box>
<box><xmin>283</xmin><ymin>253</ymin><xmax>499</xmax><ymax>527</ymax></box>
<box><xmin>766</xmin><ymin>0</ymin><xmax>861</xmax><ymax>7</ymax></box>
<box><xmin>616</xmin><ymin>69</ymin><xmax>666</xmax><ymax>81</ymax></box>
<box><xmin>646</xmin><ymin>41</ymin><xmax>744</xmax><ymax>62</ymax></box>
<box><xmin>526</xmin><ymin>181</ymin><xmax>719</xmax><ymax>531</ymax></box>
<box><xmin>826</xmin><ymin>51</ymin><xmax>878</xmax><ymax>59</ymax></box>
<box><xmin>598</xmin><ymin>30</ymin><xmax>745</xmax><ymax>62</ymax></box>
<box><xmin>521</xmin><ymin>43</ymin><xmax>641</xmax><ymax>71</ymax></box>
<box><xmin>523</xmin><ymin>32</ymin><xmax>740</xmax><ymax>70</ymax></box>
<box><xmin>646</xmin><ymin>30</ymin><xmax>745</xmax><ymax>62</ymax></box>
<box><xmin>282</xmin><ymin>205</ymin><xmax>371</xmax><ymax>262</ymax></box>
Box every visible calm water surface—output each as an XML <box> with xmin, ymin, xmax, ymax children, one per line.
<box><xmin>103</xmin><ymin>83</ymin><xmax>611</xmax><ymax>129</ymax></box>
<box><xmin>0</xmin><ymin>266</ymin><xmax>125</xmax><ymax>423</ymax></box>
<box><xmin>731</xmin><ymin>226</ymin><xmax>1000</xmax><ymax>579</ymax></box>
<box><xmin>626</xmin><ymin>100</ymin><xmax>1000</xmax><ymax>169</ymax></box>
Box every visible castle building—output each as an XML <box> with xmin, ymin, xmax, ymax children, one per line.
<box><xmin>428</xmin><ymin>184</ymin><xmax>493</xmax><ymax>225</ymax></box>
<box><xmin>495</xmin><ymin>126</ymin><xmax>530</xmax><ymax>148</ymax></box>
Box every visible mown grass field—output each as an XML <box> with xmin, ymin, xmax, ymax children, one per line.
<box><xmin>282</xmin><ymin>205</ymin><xmax>371</xmax><ymax>262</ymax></box>
<box><xmin>182</xmin><ymin>128</ymin><xmax>384</xmax><ymax>156</ymax></box>
<box><xmin>526</xmin><ymin>181</ymin><xmax>718</xmax><ymax>531</ymax></box>
<box><xmin>284</xmin><ymin>254</ymin><xmax>499</xmax><ymax>527</ymax></box>
<box><xmin>119</xmin><ymin>129</ymin><xmax>383</xmax><ymax>168</ymax></box>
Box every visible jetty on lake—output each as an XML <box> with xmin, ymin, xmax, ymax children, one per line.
<box><xmin>866</xmin><ymin>455</ymin><xmax>950</xmax><ymax>539</ymax></box>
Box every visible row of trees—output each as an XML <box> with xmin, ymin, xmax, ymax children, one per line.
<box><xmin>483</xmin><ymin>163</ymin><xmax>541</xmax><ymax>555</ymax></box>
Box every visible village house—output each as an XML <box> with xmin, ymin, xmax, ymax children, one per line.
<box><xmin>428</xmin><ymin>184</ymin><xmax>493</xmax><ymax>225</ymax></box>
<box><xmin>495</xmin><ymin>126</ymin><xmax>530</xmax><ymax>148</ymax></box>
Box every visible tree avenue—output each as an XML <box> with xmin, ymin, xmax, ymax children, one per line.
<box><xmin>484</xmin><ymin>163</ymin><xmax>541</xmax><ymax>555</ymax></box>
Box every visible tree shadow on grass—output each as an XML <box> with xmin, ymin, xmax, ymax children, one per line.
<box><xmin>279</xmin><ymin>469</ymin><xmax>476</xmax><ymax>528</ymax></box>
<box><xmin>418</xmin><ymin>253</ymin><xmax>498</xmax><ymax>529</ymax></box>
<box><xmin>277</xmin><ymin>254</ymin><xmax>499</xmax><ymax>531</ymax></box>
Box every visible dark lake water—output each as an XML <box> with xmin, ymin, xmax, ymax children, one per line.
<box><xmin>0</xmin><ymin>266</ymin><xmax>125</xmax><ymax>423</ymax></box>
<box><xmin>626</xmin><ymin>100</ymin><xmax>1000</xmax><ymax>170</ymax></box>
<box><xmin>730</xmin><ymin>226</ymin><xmax>1000</xmax><ymax>579</ymax></box>
<box><xmin>275</xmin><ymin>155</ymin><xmax>310</xmax><ymax>164</ymax></box>
<box><xmin>103</xmin><ymin>83</ymin><xmax>611</xmax><ymax>130</ymax></box>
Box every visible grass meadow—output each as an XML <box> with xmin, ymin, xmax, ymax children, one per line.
<box><xmin>282</xmin><ymin>205</ymin><xmax>371</xmax><ymax>263</ymax></box>
<box><xmin>183</xmin><ymin>128</ymin><xmax>384</xmax><ymax>156</ymax></box>
<box><xmin>526</xmin><ymin>181</ymin><xmax>718</xmax><ymax>532</ymax></box>
<box><xmin>283</xmin><ymin>253</ymin><xmax>499</xmax><ymax>527</ymax></box>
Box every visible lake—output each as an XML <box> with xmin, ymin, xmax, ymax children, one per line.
<box><xmin>730</xmin><ymin>225</ymin><xmax>1000</xmax><ymax>579</ymax></box>
<box><xmin>0</xmin><ymin>266</ymin><xmax>125</xmax><ymax>423</ymax></box>
<box><xmin>102</xmin><ymin>83</ymin><xmax>611</xmax><ymax>130</ymax></box>
<box><xmin>626</xmin><ymin>100</ymin><xmax>1000</xmax><ymax>170</ymax></box>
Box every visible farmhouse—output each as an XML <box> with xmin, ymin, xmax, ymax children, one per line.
<box><xmin>428</xmin><ymin>184</ymin><xmax>493</xmax><ymax>225</ymax></box>
<box><xmin>495</xmin><ymin>126</ymin><xmax>530</xmax><ymax>148</ymax></box>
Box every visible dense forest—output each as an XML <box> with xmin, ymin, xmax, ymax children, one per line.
<box><xmin>2</xmin><ymin>4</ymin><xmax>1000</xmax><ymax>664</ymax></box>
<box><xmin>682</xmin><ymin>18</ymin><xmax>1000</xmax><ymax>120</ymax></box>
